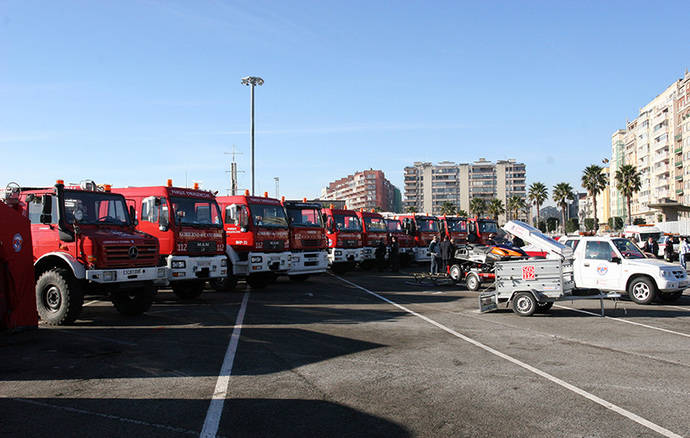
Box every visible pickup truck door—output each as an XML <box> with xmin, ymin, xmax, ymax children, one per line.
<box><xmin>579</xmin><ymin>240</ymin><xmax>623</xmax><ymax>290</ymax></box>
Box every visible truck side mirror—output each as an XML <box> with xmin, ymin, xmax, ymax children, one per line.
<box><xmin>610</xmin><ymin>256</ymin><xmax>621</xmax><ymax>264</ymax></box>
<box><xmin>40</xmin><ymin>195</ymin><xmax>53</xmax><ymax>224</ymax></box>
<box><xmin>239</xmin><ymin>206</ymin><xmax>249</xmax><ymax>230</ymax></box>
<box><xmin>129</xmin><ymin>205</ymin><xmax>138</xmax><ymax>226</ymax></box>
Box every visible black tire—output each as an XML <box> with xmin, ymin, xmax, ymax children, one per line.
<box><xmin>247</xmin><ymin>274</ymin><xmax>269</xmax><ymax>289</ymax></box>
<box><xmin>658</xmin><ymin>291</ymin><xmax>683</xmax><ymax>302</ymax></box>
<box><xmin>172</xmin><ymin>280</ymin><xmax>204</xmax><ymax>300</ymax></box>
<box><xmin>35</xmin><ymin>268</ymin><xmax>83</xmax><ymax>325</ymax></box>
<box><xmin>289</xmin><ymin>274</ymin><xmax>310</xmax><ymax>282</ymax></box>
<box><xmin>112</xmin><ymin>285</ymin><xmax>155</xmax><ymax>316</ymax></box>
<box><xmin>465</xmin><ymin>273</ymin><xmax>480</xmax><ymax>291</ymax></box>
<box><xmin>512</xmin><ymin>292</ymin><xmax>537</xmax><ymax>316</ymax></box>
<box><xmin>209</xmin><ymin>274</ymin><xmax>238</xmax><ymax>292</ymax></box>
<box><xmin>449</xmin><ymin>264</ymin><xmax>462</xmax><ymax>282</ymax></box>
<box><xmin>627</xmin><ymin>277</ymin><xmax>656</xmax><ymax>305</ymax></box>
<box><xmin>535</xmin><ymin>301</ymin><xmax>554</xmax><ymax>313</ymax></box>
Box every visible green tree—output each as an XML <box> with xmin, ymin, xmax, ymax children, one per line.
<box><xmin>546</xmin><ymin>217</ymin><xmax>560</xmax><ymax>232</ymax></box>
<box><xmin>566</xmin><ymin>218</ymin><xmax>579</xmax><ymax>234</ymax></box>
<box><xmin>614</xmin><ymin>164</ymin><xmax>641</xmax><ymax>225</ymax></box>
<box><xmin>537</xmin><ymin>220</ymin><xmax>547</xmax><ymax>232</ymax></box>
<box><xmin>528</xmin><ymin>182</ymin><xmax>548</xmax><ymax>228</ymax></box>
<box><xmin>487</xmin><ymin>198</ymin><xmax>505</xmax><ymax>222</ymax></box>
<box><xmin>469</xmin><ymin>198</ymin><xmax>486</xmax><ymax>217</ymax></box>
<box><xmin>439</xmin><ymin>201</ymin><xmax>457</xmax><ymax>216</ymax></box>
<box><xmin>457</xmin><ymin>209</ymin><xmax>469</xmax><ymax>217</ymax></box>
<box><xmin>581</xmin><ymin>165</ymin><xmax>608</xmax><ymax>232</ymax></box>
<box><xmin>584</xmin><ymin>218</ymin><xmax>595</xmax><ymax>231</ymax></box>
<box><xmin>405</xmin><ymin>205</ymin><xmax>418</xmax><ymax>213</ymax></box>
<box><xmin>607</xmin><ymin>216</ymin><xmax>624</xmax><ymax>230</ymax></box>
<box><xmin>507</xmin><ymin>195</ymin><xmax>527</xmax><ymax>221</ymax></box>
<box><xmin>553</xmin><ymin>182</ymin><xmax>576</xmax><ymax>234</ymax></box>
<box><xmin>633</xmin><ymin>217</ymin><xmax>646</xmax><ymax>225</ymax></box>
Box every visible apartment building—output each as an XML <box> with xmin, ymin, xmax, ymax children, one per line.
<box><xmin>320</xmin><ymin>169</ymin><xmax>399</xmax><ymax>212</ymax></box>
<box><xmin>403</xmin><ymin>159</ymin><xmax>527</xmax><ymax>222</ymax></box>
<box><xmin>610</xmin><ymin>71</ymin><xmax>690</xmax><ymax>223</ymax></box>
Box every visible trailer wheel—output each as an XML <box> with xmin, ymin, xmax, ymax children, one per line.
<box><xmin>247</xmin><ymin>274</ymin><xmax>269</xmax><ymax>289</ymax></box>
<box><xmin>289</xmin><ymin>274</ymin><xmax>310</xmax><ymax>282</ymax></box>
<box><xmin>512</xmin><ymin>292</ymin><xmax>536</xmax><ymax>316</ymax></box>
<box><xmin>112</xmin><ymin>285</ymin><xmax>155</xmax><ymax>316</ymax></box>
<box><xmin>35</xmin><ymin>268</ymin><xmax>84</xmax><ymax>325</ymax></box>
<box><xmin>627</xmin><ymin>277</ymin><xmax>656</xmax><ymax>305</ymax></box>
<box><xmin>172</xmin><ymin>280</ymin><xmax>204</xmax><ymax>300</ymax></box>
<box><xmin>535</xmin><ymin>302</ymin><xmax>554</xmax><ymax>313</ymax></box>
<box><xmin>465</xmin><ymin>273</ymin><xmax>480</xmax><ymax>291</ymax></box>
<box><xmin>449</xmin><ymin>264</ymin><xmax>462</xmax><ymax>282</ymax></box>
<box><xmin>658</xmin><ymin>291</ymin><xmax>682</xmax><ymax>302</ymax></box>
<box><xmin>209</xmin><ymin>274</ymin><xmax>238</xmax><ymax>292</ymax></box>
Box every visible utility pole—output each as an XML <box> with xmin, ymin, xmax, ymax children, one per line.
<box><xmin>224</xmin><ymin>146</ymin><xmax>243</xmax><ymax>195</ymax></box>
<box><xmin>274</xmin><ymin>177</ymin><xmax>279</xmax><ymax>198</ymax></box>
<box><xmin>241</xmin><ymin>76</ymin><xmax>264</xmax><ymax>195</ymax></box>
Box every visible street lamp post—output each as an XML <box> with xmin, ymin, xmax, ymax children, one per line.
<box><xmin>241</xmin><ymin>76</ymin><xmax>264</xmax><ymax>196</ymax></box>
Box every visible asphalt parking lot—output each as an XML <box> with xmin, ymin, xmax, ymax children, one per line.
<box><xmin>2</xmin><ymin>267</ymin><xmax>690</xmax><ymax>438</ymax></box>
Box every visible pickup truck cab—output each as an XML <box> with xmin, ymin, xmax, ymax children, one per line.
<box><xmin>560</xmin><ymin>236</ymin><xmax>687</xmax><ymax>304</ymax></box>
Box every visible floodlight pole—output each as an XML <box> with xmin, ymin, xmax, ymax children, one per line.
<box><xmin>241</xmin><ymin>76</ymin><xmax>264</xmax><ymax>196</ymax></box>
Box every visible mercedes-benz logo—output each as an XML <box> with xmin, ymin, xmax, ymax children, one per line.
<box><xmin>128</xmin><ymin>246</ymin><xmax>139</xmax><ymax>259</ymax></box>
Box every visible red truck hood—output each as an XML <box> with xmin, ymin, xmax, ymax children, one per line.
<box><xmin>290</xmin><ymin>228</ymin><xmax>326</xmax><ymax>250</ymax></box>
<box><xmin>417</xmin><ymin>231</ymin><xmax>437</xmax><ymax>247</ymax></box>
<box><xmin>255</xmin><ymin>228</ymin><xmax>289</xmax><ymax>252</ymax></box>
<box><xmin>80</xmin><ymin>227</ymin><xmax>159</xmax><ymax>268</ymax></box>
<box><xmin>364</xmin><ymin>231</ymin><xmax>388</xmax><ymax>247</ymax></box>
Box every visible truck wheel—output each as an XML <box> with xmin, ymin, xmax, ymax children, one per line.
<box><xmin>172</xmin><ymin>280</ymin><xmax>204</xmax><ymax>300</ymax></box>
<box><xmin>658</xmin><ymin>291</ymin><xmax>682</xmax><ymax>302</ymax></box>
<box><xmin>247</xmin><ymin>274</ymin><xmax>269</xmax><ymax>289</ymax></box>
<box><xmin>628</xmin><ymin>277</ymin><xmax>656</xmax><ymax>305</ymax></box>
<box><xmin>512</xmin><ymin>292</ymin><xmax>536</xmax><ymax>316</ymax></box>
<box><xmin>535</xmin><ymin>302</ymin><xmax>554</xmax><ymax>313</ymax></box>
<box><xmin>209</xmin><ymin>274</ymin><xmax>237</xmax><ymax>292</ymax></box>
<box><xmin>290</xmin><ymin>275</ymin><xmax>310</xmax><ymax>282</ymax></box>
<box><xmin>112</xmin><ymin>285</ymin><xmax>155</xmax><ymax>316</ymax></box>
<box><xmin>35</xmin><ymin>268</ymin><xmax>84</xmax><ymax>325</ymax></box>
<box><xmin>449</xmin><ymin>264</ymin><xmax>462</xmax><ymax>282</ymax></box>
<box><xmin>465</xmin><ymin>273</ymin><xmax>480</xmax><ymax>291</ymax></box>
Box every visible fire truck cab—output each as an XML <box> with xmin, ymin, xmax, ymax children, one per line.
<box><xmin>6</xmin><ymin>181</ymin><xmax>166</xmax><ymax>325</ymax></box>
<box><xmin>321</xmin><ymin>206</ymin><xmax>363</xmax><ymax>273</ymax></box>
<box><xmin>398</xmin><ymin>214</ymin><xmax>440</xmax><ymax>262</ymax></box>
<box><xmin>356</xmin><ymin>209</ymin><xmax>388</xmax><ymax>269</ymax></box>
<box><xmin>466</xmin><ymin>217</ymin><xmax>500</xmax><ymax>245</ymax></box>
<box><xmin>113</xmin><ymin>181</ymin><xmax>227</xmax><ymax>299</ymax></box>
<box><xmin>439</xmin><ymin>215</ymin><xmax>468</xmax><ymax>245</ymax></box>
<box><xmin>283</xmin><ymin>199</ymin><xmax>328</xmax><ymax>281</ymax></box>
<box><xmin>382</xmin><ymin>216</ymin><xmax>414</xmax><ymax>266</ymax></box>
<box><xmin>216</xmin><ymin>192</ymin><xmax>291</xmax><ymax>289</ymax></box>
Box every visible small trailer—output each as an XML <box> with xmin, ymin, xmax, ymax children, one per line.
<box><xmin>479</xmin><ymin>221</ymin><xmax>621</xmax><ymax>316</ymax></box>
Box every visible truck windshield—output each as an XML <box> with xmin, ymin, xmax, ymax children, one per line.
<box><xmin>287</xmin><ymin>207</ymin><xmax>322</xmax><ymax>228</ymax></box>
<box><xmin>64</xmin><ymin>191</ymin><xmax>129</xmax><ymax>225</ymax></box>
<box><xmin>612</xmin><ymin>238</ymin><xmax>645</xmax><ymax>259</ymax></box>
<box><xmin>416</xmin><ymin>218</ymin><xmax>438</xmax><ymax>232</ymax></box>
<box><xmin>479</xmin><ymin>221</ymin><xmax>498</xmax><ymax>234</ymax></box>
<box><xmin>334</xmin><ymin>214</ymin><xmax>362</xmax><ymax>232</ymax></box>
<box><xmin>640</xmin><ymin>232</ymin><xmax>661</xmax><ymax>242</ymax></box>
<box><xmin>170</xmin><ymin>197</ymin><xmax>222</xmax><ymax>228</ymax></box>
<box><xmin>364</xmin><ymin>217</ymin><xmax>387</xmax><ymax>232</ymax></box>
<box><xmin>250</xmin><ymin>203</ymin><xmax>288</xmax><ymax>228</ymax></box>
<box><xmin>386</xmin><ymin>219</ymin><xmax>402</xmax><ymax>232</ymax></box>
<box><xmin>446</xmin><ymin>219</ymin><xmax>467</xmax><ymax>232</ymax></box>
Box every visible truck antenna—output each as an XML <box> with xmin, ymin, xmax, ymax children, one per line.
<box><xmin>224</xmin><ymin>145</ymin><xmax>244</xmax><ymax>195</ymax></box>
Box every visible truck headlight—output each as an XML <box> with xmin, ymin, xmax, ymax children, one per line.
<box><xmin>220</xmin><ymin>258</ymin><xmax>227</xmax><ymax>267</ymax></box>
<box><xmin>660</xmin><ymin>270</ymin><xmax>673</xmax><ymax>279</ymax></box>
<box><xmin>172</xmin><ymin>260</ymin><xmax>186</xmax><ymax>269</ymax></box>
<box><xmin>251</xmin><ymin>256</ymin><xmax>262</xmax><ymax>263</ymax></box>
<box><xmin>103</xmin><ymin>271</ymin><xmax>117</xmax><ymax>281</ymax></box>
<box><xmin>334</xmin><ymin>250</ymin><xmax>342</xmax><ymax>256</ymax></box>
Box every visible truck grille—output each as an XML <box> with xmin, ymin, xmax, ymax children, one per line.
<box><xmin>103</xmin><ymin>243</ymin><xmax>157</xmax><ymax>267</ymax></box>
<box><xmin>301</xmin><ymin>239</ymin><xmax>321</xmax><ymax>248</ymax></box>
<box><xmin>263</xmin><ymin>240</ymin><xmax>285</xmax><ymax>251</ymax></box>
<box><xmin>188</xmin><ymin>241</ymin><xmax>218</xmax><ymax>254</ymax></box>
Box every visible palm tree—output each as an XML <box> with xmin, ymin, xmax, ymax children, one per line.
<box><xmin>487</xmin><ymin>198</ymin><xmax>505</xmax><ymax>222</ymax></box>
<box><xmin>507</xmin><ymin>195</ymin><xmax>526</xmax><ymax>221</ymax></box>
<box><xmin>439</xmin><ymin>201</ymin><xmax>457</xmax><ymax>216</ymax></box>
<box><xmin>553</xmin><ymin>183</ymin><xmax>575</xmax><ymax>234</ymax></box>
<box><xmin>457</xmin><ymin>209</ymin><xmax>469</xmax><ymax>217</ymax></box>
<box><xmin>581</xmin><ymin>165</ymin><xmax>608</xmax><ymax>232</ymax></box>
<box><xmin>528</xmin><ymin>182</ymin><xmax>548</xmax><ymax>228</ymax></box>
<box><xmin>405</xmin><ymin>205</ymin><xmax>418</xmax><ymax>213</ymax></box>
<box><xmin>615</xmin><ymin>164</ymin><xmax>641</xmax><ymax>225</ymax></box>
<box><xmin>469</xmin><ymin>198</ymin><xmax>486</xmax><ymax>217</ymax></box>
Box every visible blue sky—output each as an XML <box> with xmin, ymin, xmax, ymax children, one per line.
<box><xmin>1</xmin><ymin>0</ymin><xmax>689</xmax><ymax>205</ymax></box>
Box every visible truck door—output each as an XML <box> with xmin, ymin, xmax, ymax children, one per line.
<box><xmin>579</xmin><ymin>240</ymin><xmax>622</xmax><ymax>290</ymax></box>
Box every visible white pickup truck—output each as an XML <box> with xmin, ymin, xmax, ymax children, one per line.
<box><xmin>560</xmin><ymin>236</ymin><xmax>687</xmax><ymax>304</ymax></box>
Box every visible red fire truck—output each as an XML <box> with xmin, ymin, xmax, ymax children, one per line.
<box><xmin>282</xmin><ymin>199</ymin><xmax>328</xmax><ymax>281</ymax></box>
<box><xmin>321</xmin><ymin>206</ymin><xmax>363</xmax><ymax>274</ymax></box>
<box><xmin>383</xmin><ymin>217</ymin><xmax>414</xmax><ymax>266</ymax></box>
<box><xmin>439</xmin><ymin>215</ymin><xmax>468</xmax><ymax>244</ymax></box>
<box><xmin>215</xmin><ymin>192</ymin><xmax>291</xmax><ymax>289</ymax></box>
<box><xmin>466</xmin><ymin>217</ymin><xmax>499</xmax><ymax>245</ymax></box>
<box><xmin>356</xmin><ymin>209</ymin><xmax>388</xmax><ymax>269</ymax></box>
<box><xmin>113</xmin><ymin>181</ymin><xmax>227</xmax><ymax>299</ymax></box>
<box><xmin>6</xmin><ymin>180</ymin><xmax>166</xmax><ymax>325</ymax></box>
<box><xmin>397</xmin><ymin>214</ymin><xmax>440</xmax><ymax>263</ymax></box>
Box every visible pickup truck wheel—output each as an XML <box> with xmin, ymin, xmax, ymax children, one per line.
<box><xmin>658</xmin><ymin>291</ymin><xmax>683</xmax><ymax>302</ymax></box>
<box><xmin>512</xmin><ymin>292</ymin><xmax>537</xmax><ymax>316</ymax></box>
<box><xmin>535</xmin><ymin>302</ymin><xmax>554</xmax><ymax>313</ymax></box>
<box><xmin>112</xmin><ymin>285</ymin><xmax>155</xmax><ymax>316</ymax></box>
<box><xmin>172</xmin><ymin>280</ymin><xmax>204</xmax><ymax>299</ymax></box>
<box><xmin>209</xmin><ymin>274</ymin><xmax>237</xmax><ymax>292</ymax></box>
<box><xmin>35</xmin><ymin>268</ymin><xmax>84</xmax><ymax>325</ymax></box>
<box><xmin>289</xmin><ymin>274</ymin><xmax>310</xmax><ymax>282</ymax></box>
<box><xmin>628</xmin><ymin>277</ymin><xmax>656</xmax><ymax>305</ymax></box>
<box><xmin>449</xmin><ymin>264</ymin><xmax>462</xmax><ymax>282</ymax></box>
<box><xmin>465</xmin><ymin>273</ymin><xmax>480</xmax><ymax>291</ymax></box>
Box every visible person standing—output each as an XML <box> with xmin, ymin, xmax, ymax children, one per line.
<box><xmin>390</xmin><ymin>236</ymin><xmax>400</xmax><ymax>272</ymax></box>
<box><xmin>680</xmin><ymin>237</ymin><xmax>690</xmax><ymax>270</ymax></box>
<box><xmin>439</xmin><ymin>235</ymin><xmax>453</xmax><ymax>275</ymax></box>
<box><xmin>428</xmin><ymin>235</ymin><xmax>439</xmax><ymax>274</ymax></box>
<box><xmin>642</xmin><ymin>237</ymin><xmax>659</xmax><ymax>258</ymax></box>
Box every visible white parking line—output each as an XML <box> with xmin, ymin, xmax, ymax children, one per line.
<box><xmin>333</xmin><ymin>275</ymin><xmax>683</xmax><ymax>438</ymax></box>
<box><xmin>200</xmin><ymin>292</ymin><xmax>249</xmax><ymax>438</ymax></box>
<box><xmin>83</xmin><ymin>300</ymin><xmax>99</xmax><ymax>307</ymax></box>
<box><xmin>554</xmin><ymin>304</ymin><xmax>690</xmax><ymax>339</ymax></box>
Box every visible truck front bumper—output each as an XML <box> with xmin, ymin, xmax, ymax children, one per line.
<box><xmin>328</xmin><ymin>248</ymin><xmax>362</xmax><ymax>264</ymax></box>
<box><xmin>657</xmin><ymin>278</ymin><xmax>689</xmax><ymax>292</ymax></box>
<box><xmin>361</xmin><ymin>247</ymin><xmax>375</xmax><ymax>261</ymax></box>
<box><xmin>86</xmin><ymin>266</ymin><xmax>168</xmax><ymax>284</ymax></box>
<box><xmin>248</xmin><ymin>251</ymin><xmax>291</xmax><ymax>273</ymax></box>
<box><xmin>414</xmin><ymin>247</ymin><xmax>431</xmax><ymax>262</ymax></box>
<box><xmin>289</xmin><ymin>250</ymin><xmax>328</xmax><ymax>275</ymax></box>
<box><xmin>168</xmin><ymin>254</ymin><xmax>227</xmax><ymax>281</ymax></box>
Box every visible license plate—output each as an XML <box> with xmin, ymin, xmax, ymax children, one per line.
<box><xmin>198</xmin><ymin>260</ymin><xmax>211</xmax><ymax>267</ymax></box>
<box><xmin>123</xmin><ymin>269</ymin><xmax>143</xmax><ymax>275</ymax></box>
